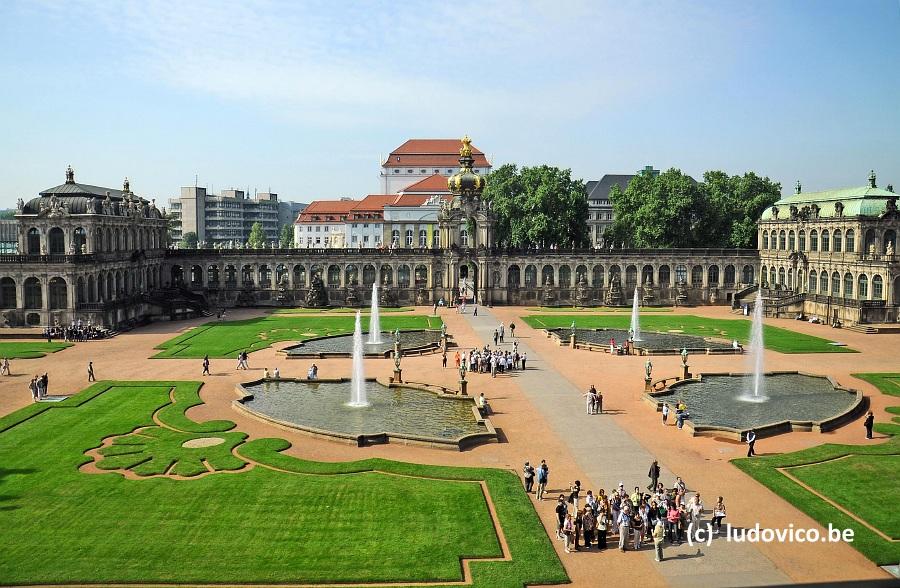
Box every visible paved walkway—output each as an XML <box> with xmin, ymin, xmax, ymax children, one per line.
<box><xmin>462</xmin><ymin>306</ymin><xmax>791</xmax><ymax>587</ymax></box>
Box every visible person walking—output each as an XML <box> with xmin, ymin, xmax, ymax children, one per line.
<box><xmin>661</xmin><ymin>402</ymin><xmax>669</xmax><ymax>425</ymax></box>
<box><xmin>523</xmin><ymin>461</ymin><xmax>535</xmax><ymax>493</ymax></box>
<box><xmin>648</xmin><ymin>460</ymin><xmax>660</xmax><ymax>491</ymax></box>
<box><xmin>442</xmin><ymin>350</ymin><xmax>447</xmax><ymax>368</ymax></box>
<box><xmin>499</xmin><ymin>322</ymin><xmax>504</xmax><ymax>343</ymax></box>
<box><xmin>521</xmin><ymin>353</ymin><xmax>527</xmax><ymax>370</ymax></box>
<box><xmin>236</xmin><ymin>352</ymin><xmax>244</xmax><ymax>370</ymax></box>
<box><xmin>202</xmin><ymin>355</ymin><xmax>210</xmax><ymax>376</ymax></box>
<box><xmin>536</xmin><ymin>460</ymin><xmax>549</xmax><ymax>500</ymax></box>
<box><xmin>712</xmin><ymin>496</ymin><xmax>726</xmax><ymax>534</ymax></box>
<box><xmin>746</xmin><ymin>429</ymin><xmax>757</xmax><ymax>457</ymax></box>
<box><xmin>454</xmin><ymin>351</ymin><xmax>461</xmax><ymax>369</ymax></box>
<box><xmin>596</xmin><ymin>388</ymin><xmax>603</xmax><ymax>414</ymax></box>
<box><xmin>652</xmin><ymin>519</ymin><xmax>666</xmax><ymax>562</ymax></box>
<box><xmin>509</xmin><ymin>322</ymin><xmax>516</xmax><ymax>339</ymax></box>
<box><xmin>273</xmin><ymin>367</ymin><xmax>280</xmax><ymax>379</ymax></box>
<box><xmin>1</xmin><ymin>357</ymin><xmax>9</xmax><ymax>376</ymax></box>
<box><xmin>87</xmin><ymin>361</ymin><xmax>95</xmax><ymax>382</ymax></box>
<box><xmin>29</xmin><ymin>376</ymin><xmax>39</xmax><ymax>402</ymax></box>
<box><xmin>688</xmin><ymin>492</ymin><xmax>704</xmax><ymax>527</ymax></box>
<box><xmin>864</xmin><ymin>411</ymin><xmax>874</xmax><ymax>439</ymax></box>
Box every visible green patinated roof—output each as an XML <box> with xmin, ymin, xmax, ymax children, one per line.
<box><xmin>760</xmin><ymin>184</ymin><xmax>897</xmax><ymax>221</ymax></box>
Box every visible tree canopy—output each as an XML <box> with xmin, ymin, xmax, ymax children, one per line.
<box><xmin>482</xmin><ymin>164</ymin><xmax>589</xmax><ymax>248</ymax></box>
<box><xmin>178</xmin><ymin>231</ymin><xmax>198</xmax><ymax>250</ymax></box>
<box><xmin>606</xmin><ymin>169</ymin><xmax>780</xmax><ymax>249</ymax></box>
<box><xmin>279</xmin><ymin>224</ymin><xmax>294</xmax><ymax>248</ymax></box>
<box><xmin>247</xmin><ymin>222</ymin><xmax>266</xmax><ymax>249</ymax></box>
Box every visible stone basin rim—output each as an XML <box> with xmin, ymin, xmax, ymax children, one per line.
<box><xmin>643</xmin><ymin>370</ymin><xmax>866</xmax><ymax>440</ymax></box>
<box><xmin>233</xmin><ymin>377</ymin><xmax>497</xmax><ymax>451</ymax></box>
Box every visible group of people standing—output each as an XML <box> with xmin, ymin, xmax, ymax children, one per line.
<box><xmin>29</xmin><ymin>373</ymin><xmax>50</xmax><ymax>401</ymax></box>
<box><xmin>44</xmin><ymin>323</ymin><xmax>109</xmax><ymax>342</ymax></box>
<box><xmin>525</xmin><ymin>458</ymin><xmax>725</xmax><ymax>562</ymax></box>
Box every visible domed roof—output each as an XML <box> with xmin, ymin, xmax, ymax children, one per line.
<box><xmin>447</xmin><ymin>136</ymin><xmax>486</xmax><ymax>196</ymax></box>
<box><xmin>20</xmin><ymin>166</ymin><xmax>162</xmax><ymax>218</ymax></box>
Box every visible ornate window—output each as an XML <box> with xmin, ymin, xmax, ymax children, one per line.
<box><xmin>524</xmin><ymin>265</ymin><xmax>537</xmax><ymax>287</ymax></box>
<box><xmin>48</xmin><ymin>277</ymin><xmax>67</xmax><ymax>309</ymax></box>
<box><xmin>798</xmin><ymin>230</ymin><xmax>806</xmax><ymax>251</ymax></box>
<box><xmin>809</xmin><ymin>270</ymin><xmax>817</xmax><ymax>292</ymax></box>
<box><xmin>541</xmin><ymin>265</ymin><xmax>554</xmax><ymax>286</ymax></box>
<box><xmin>788</xmin><ymin>230</ymin><xmax>796</xmax><ymax>250</ymax></box>
<box><xmin>741</xmin><ymin>265</ymin><xmax>753</xmax><ymax>284</ymax></box>
<box><xmin>658</xmin><ymin>265</ymin><xmax>670</xmax><ymax>286</ymax></box>
<box><xmin>592</xmin><ymin>265</ymin><xmax>604</xmax><ymax>287</ymax></box>
<box><xmin>724</xmin><ymin>265</ymin><xmax>736</xmax><ymax>285</ymax></box>
<box><xmin>821</xmin><ymin>230</ymin><xmax>830</xmax><ymax>252</ymax></box>
<box><xmin>625</xmin><ymin>265</ymin><xmax>638</xmax><ymax>287</ymax></box>
<box><xmin>675</xmin><ymin>264</ymin><xmax>687</xmax><ymax>283</ymax></box>
<box><xmin>819</xmin><ymin>270</ymin><xmax>828</xmax><ymax>293</ymax></box>
<box><xmin>845</xmin><ymin>229</ymin><xmax>855</xmax><ymax>253</ymax></box>
<box><xmin>405</xmin><ymin>229</ymin><xmax>413</xmax><ymax>247</ymax></box>
<box><xmin>459</xmin><ymin>229</ymin><xmax>468</xmax><ymax>248</ymax></box>
<box><xmin>810</xmin><ymin>229</ymin><xmax>818</xmax><ymax>251</ymax></box>
<box><xmin>843</xmin><ymin>272</ymin><xmax>853</xmax><ymax>297</ymax></box>
<box><xmin>398</xmin><ymin>265</ymin><xmax>411</xmax><ymax>287</ymax></box>
<box><xmin>708</xmin><ymin>265</ymin><xmax>719</xmax><ymax>285</ymax></box>
<box><xmin>833</xmin><ymin>230</ymin><xmax>842</xmax><ymax>252</ymax></box>
<box><xmin>0</xmin><ymin>277</ymin><xmax>15</xmax><ymax>308</ymax></box>
<box><xmin>691</xmin><ymin>265</ymin><xmax>703</xmax><ymax>285</ymax></box>
<box><xmin>27</xmin><ymin>228</ymin><xmax>40</xmax><ymax>254</ymax></box>
<box><xmin>873</xmin><ymin>275</ymin><xmax>883</xmax><ymax>299</ymax></box>
<box><xmin>418</xmin><ymin>230</ymin><xmax>427</xmax><ymax>247</ymax></box>
<box><xmin>507</xmin><ymin>265</ymin><xmax>521</xmax><ymax>287</ymax></box>
<box><xmin>831</xmin><ymin>272</ymin><xmax>840</xmax><ymax>295</ymax></box>
<box><xmin>778</xmin><ymin>267</ymin><xmax>786</xmax><ymax>286</ymax></box>
<box><xmin>48</xmin><ymin>227</ymin><xmax>65</xmax><ymax>254</ymax></box>
<box><xmin>857</xmin><ymin>274</ymin><xmax>868</xmax><ymax>299</ymax></box>
<box><xmin>762</xmin><ymin>230</ymin><xmax>769</xmax><ymax>249</ymax></box>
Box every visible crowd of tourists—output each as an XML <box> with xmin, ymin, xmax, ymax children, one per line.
<box><xmin>453</xmin><ymin>345</ymin><xmax>526</xmax><ymax>377</ymax></box>
<box><xmin>43</xmin><ymin>323</ymin><xmax>110</xmax><ymax>342</ymax></box>
<box><xmin>522</xmin><ymin>459</ymin><xmax>726</xmax><ymax>562</ymax></box>
<box><xmin>29</xmin><ymin>373</ymin><xmax>51</xmax><ymax>401</ymax></box>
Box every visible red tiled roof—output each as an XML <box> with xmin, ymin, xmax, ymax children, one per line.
<box><xmin>399</xmin><ymin>174</ymin><xmax>451</xmax><ymax>194</ymax></box>
<box><xmin>296</xmin><ymin>199</ymin><xmax>358</xmax><ymax>223</ymax></box>
<box><xmin>383</xmin><ymin>138</ymin><xmax>490</xmax><ymax>168</ymax></box>
<box><xmin>388</xmin><ymin>194</ymin><xmax>431</xmax><ymax>207</ymax></box>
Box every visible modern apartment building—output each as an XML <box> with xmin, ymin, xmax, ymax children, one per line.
<box><xmin>168</xmin><ymin>187</ymin><xmax>306</xmax><ymax>247</ymax></box>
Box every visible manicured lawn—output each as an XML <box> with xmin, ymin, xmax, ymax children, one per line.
<box><xmin>271</xmin><ymin>306</ymin><xmax>416</xmax><ymax>314</ymax></box>
<box><xmin>522</xmin><ymin>314</ymin><xmax>855</xmax><ymax>354</ymax></box>
<box><xmin>0</xmin><ymin>381</ymin><xmax>567</xmax><ymax>587</ymax></box>
<box><xmin>154</xmin><ymin>314</ymin><xmax>442</xmax><ymax>358</ymax></box>
<box><xmin>732</xmin><ymin>372</ymin><xmax>900</xmax><ymax>565</ymax></box>
<box><xmin>525</xmin><ymin>306</ymin><xmax>672</xmax><ymax>313</ymax></box>
<box><xmin>0</xmin><ymin>341</ymin><xmax>72</xmax><ymax>359</ymax></box>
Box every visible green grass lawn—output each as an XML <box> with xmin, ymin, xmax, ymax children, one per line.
<box><xmin>521</xmin><ymin>314</ymin><xmax>855</xmax><ymax>354</ymax></box>
<box><xmin>0</xmin><ymin>381</ymin><xmax>567</xmax><ymax>587</ymax></box>
<box><xmin>732</xmin><ymin>372</ymin><xmax>900</xmax><ymax>565</ymax></box>
<box><xmin>154</xmin><ymin>314</ymin><xmax>442</xmax><ymax>358</ymax></box>
<box><xmin>525</xmin><ymin>306</ymin><xmax>672</xmax><ymax>313</ymax></box>
<box><xmin>0</xmin><ymin>341</ymin><xmax>72</xmax><ymax>359</ymax></box>
<box><xmin>271</xmin><ymin>306</ymin><xmax>415</xmax><ymax>314</ymax></box>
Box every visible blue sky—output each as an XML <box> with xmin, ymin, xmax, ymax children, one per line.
<box><xmin>1</xmin><ymin>0</ymin><xmax>898</xmax><ymax>208</ymax></box>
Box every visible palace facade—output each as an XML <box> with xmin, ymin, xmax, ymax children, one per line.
<box><xmin>758</xmin><ymin>172</ymin><xmax>899</xmax><ymax>324</ymax></box>
<box><xmin>2</xmin><ymin>145</ymin><xmax>897</xmax><ymax>329</ymax></box>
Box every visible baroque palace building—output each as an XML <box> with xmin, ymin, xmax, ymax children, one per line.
<box><xmin>758</xmin><ymin>171</ymin><xmax>899</xmax><ymax>324</ymax></box>
<box><xmin>2</xmin><ymin>141</ymin><xmax>895</xmax><ymax>329</ymax></box>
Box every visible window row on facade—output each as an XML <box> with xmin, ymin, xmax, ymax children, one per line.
<box><xmin>761</xmin><ymin>228</ymin><xmax>897</xmax><ymax>254</ymax></box>
<box><xmin>504</xmin><ymin>263</ymin><xmax>755</xmax><ymax>288</ymax></box>
<box><xmin>170</xmin><ymin>263</ymin><xmax>435</xmax><ymax>289</ymax></box>
<box><xmin>761</xmin><ymin>265</ymin><xmax>887</xmax><ymax>300</ymax></box>
<box><xmin>23</xmin><ymin>225</ymin><xmax>166</xmax><ymax>254</ymax></box>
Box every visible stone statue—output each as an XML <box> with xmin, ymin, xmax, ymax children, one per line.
<box><xmin>394</xmin><ymin>328</ymin><xmax>401</xmax><ymax>344</ymax></box>
<box><xmin>440</xmin><ymin>323</ymin><xmax>447</xmax><ymax>338</ymax></box>
<box><xmin>869</xmin><ymin>243</ymin><xmax>877</xmax><ymax>255</ymax></box>
<box><xmin>394</xmin><ymin>349</ymin><xmax>402</xmax><ymax>370</ymax></box>
<box><xmin>570</xmin><ymin>320</ymin><xmax>576</xmax><ymax>338</ymax></box>
<box><xmin>680</xmin><ymin>348</ymin><xmax>688</xmax><ymax>367</ymax></box>
<box><xmin>16</xmin><ymin>198</ymin><xmax>24</xmax><ymax>211</ymax></box>
<box><xmin>459</xmin><ymin>363</ymin><xmax>467</xmax><ymax>381</ymax></box>
<box><xmin>887</xmin><ymin>242</ymin><xmax>894</xmax><ymax>256</ymax></box>
<box><xmin>304</xmin><ymin>273</ymin><xmax>329</xmax><ymax>308</ymax></box>
<box><xmin>645</xmin><ymin>359</ymin><xmax>653</xmax><ymax>379</ymax></box>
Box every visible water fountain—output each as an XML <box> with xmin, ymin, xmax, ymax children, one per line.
<box><xmin>740</xmin><ymin>294</ymin><xmax>767</xmax><ymax>403</ymax></box>
<box><xmin>630</xmin><ymin>289</ymin><xmax>642</xmax><ymax>342</ymax></box>
<box><xmin>348</xmin><ymin>310</ymin><xmax>369</xmax><ymax>407</ymax></box>
<box><xmin>368</xmin><ymin>282</ymin><xmax>382</xmax><ymax>344</ymax></box>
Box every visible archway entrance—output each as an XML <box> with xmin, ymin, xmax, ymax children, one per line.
<box><xmin>457</xmin><ymin>261</ymin><xmax>478</xmax><ymax>304</ymax></box>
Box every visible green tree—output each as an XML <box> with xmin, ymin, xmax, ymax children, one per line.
<box><xmin>279</xmin><ymin>224</ymin><xmax>294</xmax><ymax>248</ymax></box>
<box><xmin>607</xmin><ymin>169</ymin><xmax>780</xmax><ymax>248</ymax></box>
<box><xmin>482</xmin><ymin>164</ymin><xmax>589</xmax><ymax>248</ymax></box>
<box><xmin>0</xmin><ymin>209</ymin><xmax>16</xmax><ymax>220</ymax></box>
<box><xmin>607</xmin><ymin>168</ymin><xmax>705</xmax><ymax>248</ymax></box>
<box><xmin>247</xmin><ymin>222</ymin><xmax>266</xmax><ymax>249</ymax></box>
<box><xmin>179</xmin><ymin>231</ymin><xmax>198</xmax><ymax>249</ymax></box>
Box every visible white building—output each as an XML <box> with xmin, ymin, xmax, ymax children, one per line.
<box><xmin>380</xmin><ymin>139</ymin><xmax>491</xmax><ymax>194</ymax></box>
<box><xmin>293</xmin><ymin>200</ymin><xmax>355</xmax><ymax>248</ymax></box>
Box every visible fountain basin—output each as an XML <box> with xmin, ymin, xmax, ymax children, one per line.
<box><xmin>549</xmin><ymin>328</ymin><xmax>739</xmax><ymax>355</ymax></box>
<box><xmin>283</xmin><ymin>330</ymin><xmax>445</xmax><ymax>358</ymax></box>
<box><xmin>234</xmin><ymin>378</ymin><xmax>497</xmax><ymax>450</ymax></box>
<box><xmin>644</xmin><ymin>372</ymin><xmax>865</xmax><ymax>439</ymax></box>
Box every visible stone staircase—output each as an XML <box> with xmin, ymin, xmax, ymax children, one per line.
<box><xmin>844</xmin><ymin>324</ymin><xmax>879</xmax><ymax>335</ymax></box>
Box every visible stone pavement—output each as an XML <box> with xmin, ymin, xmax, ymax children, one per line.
<box><xmin>463</xmin><ymin>305</ymin><xmax>791</xmax><ymax>587</ymax></box>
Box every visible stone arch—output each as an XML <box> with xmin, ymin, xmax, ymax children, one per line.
<box><xmin>224</xmin><ymin>264</ymin><xmax>237</xmax><ymax>284</ymax></box>
<box><xmin>73</xmin><ymin>227</ymin><xmax>87</xmax><ymax>253</ymax></box>
<box><xmin>190</xmin><ymin>265</ymin><xmax>203</xmax><ymax>286</ymax></box>
<box><xmin>742</xmin><ymin>264</ymin><xmax>753</xmax><ymax>285</ymax></box>
<box><xmin>884</xmin><ymin>230</ymin><xmax>896</xmax><ymax>254</ymax></box>
<box><xmin>707</xmin><ymin>265</ymin><xmax>719</xmax><ymax>285</ymax></box>
<box><xmin>641</xmin><ymin>264</ymin><xmax>653</xmax><ymax>285</ymax></box>
<box><xmin>541</xmin><ymin>264</ymin><xmax>554</xmax><ymax>286</ymax></box>
<box><xmin>414</xmin><ymin>264</ymin><xmax>428</xmax><ymax>288</ymax></box>
<box><xmin>242</xmin><ymin>264</ymin><xmax>255</xmax><ymax>285</ymax></box>
<box><xmin>398</xmin><ymin>264</ymin><xmax>411</xmax><ymax>288</ymax></box>
<box><xmin>208</xmin><ymin>265</ymin><xmax>220</xmax><ymax>285</ymax></box>
<box><xmin>691</xmin><ymin>265</ymin><xmax>703</xmax><ymax>285</ymax></box>
<box><xmin>259</xmin><ymin>264</ymin><xmax>272</xmax><ymax>286</ymax></box>
<box><xmin>380</xmin><ymin>265</ymin><xmax>393</xmax><ymax>286</ymax></box>
<box><xmin>48</xmin><ymin>227</ymin><xmax>65</xmax><ymax>254</ymax></box>
<box><xmin>592</xmin><ymin>265</ymin><xmax>604</xmax><ymax>288</ymax></box>
<box><xmin>559</xmin><ymin>265</ymin><xmax>571</xmax><ymax>288</ymax></box>
<box><xmin>778</xmin><ymin>267</ymin><xmax>786</xmax><ymax>286</ymax></box>
<box><xmin>293</xmin><ymin>264</ymin><xmax>306</xmax><ymax>287</ymax></box>
<box><xmin>49</xmin><ymin>277</ymin><xmax>67</xmax><ymax>309</ymax></box>
<box><xmin>0</xmin><ymin>277</ymin><xmax>16</xmax><ymax>308</ymax></box>
<box><xmin>625</xmin><ymin>265</ymin><xmax>637</xmax><ymax>289</ymax></box>
<box><xmin>507</xmin><ymin>265</ymin><xmax>521</xmax><ymax>288</ymax></box>
<box><xmin>24</xmin><ymin>277</ymin><xmax>42</xmax><ymax>309</ymax></box>
<box><xmin>831</xmin><ymin>271</ymin><xmax>840</xmax><ymax>295</ymax></box>
<box><xmin>27</xmin><ymin>227</ymin><xmax>41</xmax><ymax>254</ymax></box>
<box><xmin>345</xmin><ymin>264</ymin><xmax>359</xmax><ymax>286</ymax></box>
<box><xmin>276</xmin><ymin>264</ymin><xmax>288</xmax><ymax>285</ymax></box>
<box><xmin>658</xmin><ymin>265</ymin><xmax>670</xmax><ymax>287</ymax></box>
<box><xmin>88</xmin><ymin>274</ymin><xmax>96</xmax><ymax>302</ymax></box>
<box><xmin>171</xmin><ymin>265</ymin><xmax>183</xmax><ymax>285</ymax></box>
<box><xmin>524</xmin><ymin>264</ymin><xmax>537</xmax><ymax>287</ymax></box>
<box><xmin>363</xmin><ymin>264</ymin><xmax>376</xmax><ymax>286</ymax></box>
<box><xmin>575</xmin><ymin>264</ymin><xmax>588</xmax><ymax>284</ymax></box>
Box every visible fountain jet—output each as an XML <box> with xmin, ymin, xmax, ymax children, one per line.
<box><xmin>630</xmin><ymin>289</ymin><xmax>642</xmax><ymax>342</ymax></box>
<box><xmin>368</xmin><ymin>282</ymin><xmax>382</xmax><ymax>344</ymax></box>
<box><xmin>740</xmin><ymin>293</ymin><xmax>768</xmax><ymax>402</ymax></box>
<box><xmin>348</xmin><ymin>310</ymin><xmax>369</xmax><ymax>407</ymax></box>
